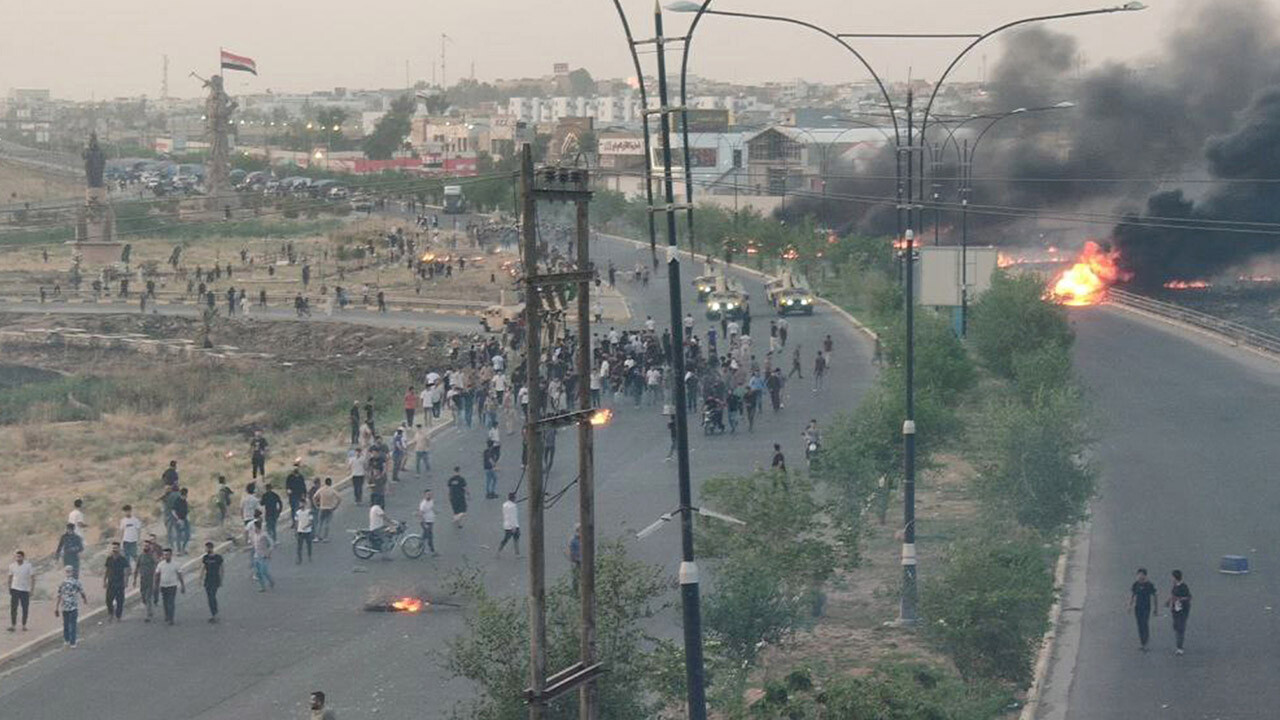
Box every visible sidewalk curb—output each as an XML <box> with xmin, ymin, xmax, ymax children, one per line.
<box><xmin>0</xmin><ymin>419</ymin><xmax>456</xmax><ymax>678</ymax></box>
<box><xmin>1020</xmin><ymin>527</ymin><xmax>1078</xmax><ymax>720</ymax></box>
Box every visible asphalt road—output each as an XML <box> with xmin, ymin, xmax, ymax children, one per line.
<box><xmin>1063</xmin><ymin>308</ymin><xmax>1280</xmax><ymax>720</ymax></box>
<box><xmin>0</xmin><ymin>235</ymin><xmax>875</xmax><ymax>719</ymax></box>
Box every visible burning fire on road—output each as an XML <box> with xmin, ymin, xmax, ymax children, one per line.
<box><xmin>1047</xmin><ymin>240</ymin><xmax>1130</xmax><ymax>306</ymax></box>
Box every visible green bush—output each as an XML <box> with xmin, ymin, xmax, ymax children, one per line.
<box><xmin>746</xmin><ymin>662</ymin><xmax>1012</xmax><ymax>720</ymax></box>
<box><xmin>922</xmin><ymin>531</ymin><xmax>1055</xmax><ymax>686</ymax></box>
<box><xmin>1010</xmin><ymin>344</ymin><xmax>1073</xmax><ymax>402</ymax></box>
<box><xmin>969</xmin><ymin>272</ymin><xmax>1073</xmax><ymax>379</ymax></box>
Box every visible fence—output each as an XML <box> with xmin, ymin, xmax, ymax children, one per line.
<box><xmin>1108</xmin><ymin>287</ymin><xmax>1280</xmax><ymax>356</ymax></box>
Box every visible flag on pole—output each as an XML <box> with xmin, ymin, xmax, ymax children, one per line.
<box><xmin>220</xmin><ymin>49</ymin><xmax>257</xmax><ymax>75</ymax></box>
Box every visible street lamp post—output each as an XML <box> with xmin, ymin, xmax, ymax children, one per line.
<box><xmin>671</xmin><ymin>0</ymin><xmax>1142</xmax><ymax>631</ymax></box>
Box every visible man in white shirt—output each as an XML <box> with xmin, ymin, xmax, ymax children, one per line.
<box><xmin>7</xmin><ymin>550</ymin><xmax>33</xmax><ymax>631</ymax></box>
<box><xmin>295</xmin><ymin>502</ymin><xmax>314</xmax><ymax>564</ymax></box>
<box><xmin>492</xmin><ymin>353</ymin><xmax>505</xmax><ymax>373</ymax></box>
<box><xmin>68</xmin><ymin>499</ymin><xmax>86</xmax><ymax>539</ymax></box>
<box><xmin>645</xmin><ymin>315</ymin><xmax>656</xmax><ymax>332</ymax></box>
<box><xmin>346</xmin><ymin>448</ymin><xmax>367</xmax><ymax>505</ymax></box>
<box><xmin>417</xmin><ymin>490</ymin><xmax>437</xmax><ymax>555</ymax></box>
<box><xmin>119</xmin><ymin>505</ymin><xmax>143</xmax><ymax>563</ymax></box>
<box><xmin>496</xmin><ymin>493</ymin><xmax>521</xmax><ymax>557</ymax></box>
<box><xmin>153</xmin><ymin>547</ymin><xmax>185</xmax><ymax>625</ymax></box>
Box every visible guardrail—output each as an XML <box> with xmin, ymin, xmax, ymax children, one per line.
<box><xmin>1108</xmin><ymin>287</ymin><xmax>1280</xmax><ymax>356</ymax></box>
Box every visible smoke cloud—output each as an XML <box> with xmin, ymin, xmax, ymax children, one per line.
<box><xmin>792</xmin><ymin>0</ymin><xmax>1280</xmax><ymax>285</ymax></box>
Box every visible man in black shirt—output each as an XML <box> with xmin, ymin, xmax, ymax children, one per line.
<box><xmin>261</xmin><ymin>484</ymin><xmax>283</xmax><ymax>542</ymax></box>
<box><xmin>172</xmin><ymin>488</ymin><xmax>191</xmax><ymax>555</ymax></box>
<box><xmin>771</xmin><ymin>443</ymin><xmax>786</xmax><ymax>473</ymax></box>
<box><xmin>447</xmin><ymin>468</ymin><xmax>469</xmax><ymax>528</ymax></box>
<box><xmin>285</xmin><ymin>461</ymin><xmax>308</xmax><ymax>523</ymax></box>
<box><xmin>103</xmin><ymin>542</ymin><xmax>131</xmax><ymax>622</ymax></box>
<box><xmin>1166</xmin><ymin>569</ymin><xmax>1192</xmax><ymax>655</ymax></box>
<box><xmin>161</xmin><ymin>460</ymin><xmax>179</xmax><ymax>488</ymax></box>
<box><xmin>1128</xmin><ymin>567</ymin><xmax>1158</xmax><ymax>651</ymax></box>
<box><xmin>199</xmin><ymin>542</ymin><xmax>223</xmax><ymax>623</ymax></box>
<box><xmin>249</xmin><ymin>431</ymin><xmax>269</xmax><ymax>478</ymax></box>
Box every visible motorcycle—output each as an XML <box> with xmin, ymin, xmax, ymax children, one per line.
<box><xmin>805</xmin><ymin>439</ymin><xmax>821</xmax><ymax>466</ymax></box>
<box><xmin>351</xmin><ymin>520</ymin><xmax>425</xmax><ymax>560</ymax></box>
<box><xmin>702</xmin><ymin>404</ymin><xmax>726</xmax><ymax>435</ymax></box>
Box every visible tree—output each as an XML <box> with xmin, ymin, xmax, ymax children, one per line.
<box><xmin>975</xmin><ymin>387</ymin><xmax>1095</xmax><ymax>533</ymax></box>
<box><xmin>921</xmin><ymin>529</ymin><xmax>1055</xmax><ymax>685</ymax></box>
<box><xmin>445</xmin><ymin>541</ymin><xmax>667</xmax><ymax>720</ymax></box>
<box><xmin>363</xmin><ymin>94</ymin><xmax>416</xmax><ymax>160</ymax></box>
<box><xmin>568</xmin><ymin>68</ymin><xmax>597</xmax><ymax>96</ymax></box>
<box><xmin>315</xmin><ymin>106</ymin><xmax>349</xmax><ymax>150</ymax></box>
<box><xmin>969</xmin><ymin>271</ymin><xmax>1074</xmax><ymax>378</ymax></box>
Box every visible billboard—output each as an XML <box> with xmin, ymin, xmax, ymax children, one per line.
<box><xmin>599</xmin><ymin>137</ymin><xmax>645</xmax><ymax>156</ymax></box>
<box><xmin>918</xmin><ymin>246</ymin><xmax>999</xmax><ymax>307</ymax></box>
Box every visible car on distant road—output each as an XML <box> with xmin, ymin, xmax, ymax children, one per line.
<box><xmin>775</xmin><ymin>287</ymin><xmax>815</xmax><ymax>315</ymax></box>
<box><xmin>706</xmin><ymin>289</ymin><xmax>748</xmax><ymax>320</ymax></box>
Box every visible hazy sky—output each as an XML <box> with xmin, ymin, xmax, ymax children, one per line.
<box><xmin>0</xmin><ymin>0</ymin><xmax>1229</xmax><ymax>100</ymax></box>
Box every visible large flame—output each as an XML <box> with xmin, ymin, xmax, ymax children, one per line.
<box><xmin>1048</xmin><ymin>241</ymin><xmax>1130</xmax><ymax>306</ymax></box>
<box><xmin>391</xmin><ymin>597</ymin><xmax>424</xmax><ymax>613</ymax></box>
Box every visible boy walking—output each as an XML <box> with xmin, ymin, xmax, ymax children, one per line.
<box><xmin>496</xmin><ymin>493</ymin><xmax>521</xmax><ymax>557</ymax></box>
<box><xmin>1128</xmin><ymin>568</ymin><xmax>1158</xmax><ymax>651</ymax></box>
<box><xmin>1166</xmin><ymin>569</ymin><xmax>1192</xmax><ymax>655</ymax></box>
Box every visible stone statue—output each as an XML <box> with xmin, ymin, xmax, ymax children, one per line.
<box><xmin>83</xmin><ymin>132</ymin><xmax>106</xmax><ymax>188</ymax></box>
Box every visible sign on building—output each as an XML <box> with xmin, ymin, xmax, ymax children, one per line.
<box><xmin>918</xmin><ymin>246</ymin><xmax>999</xmax><ymax>307</ymax></box>
<box><xmin>599</xmin><ymin>137</ymin><xmax>645</xmax><ymax>156</ymax></box>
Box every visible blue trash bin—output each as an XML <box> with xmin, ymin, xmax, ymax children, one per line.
<box><xmin>1219</xmin><ymin>555</ymin><xmax>1250</xmax><ymax>574</ymax></box>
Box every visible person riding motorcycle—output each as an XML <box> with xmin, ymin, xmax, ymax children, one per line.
<box><xmin>367</xmin><ymin>503</ymin><xmax>399</xmax><ymax>551</ymax></box>
<box><xmin>703</xmin><ymin>395</ymin><xmax>726</xmax><ymax>433</ymax></box>
<box><xmin>803</xmin><ymin>419</ymin><xmax>822</xmax><ymax>462</ymax></box>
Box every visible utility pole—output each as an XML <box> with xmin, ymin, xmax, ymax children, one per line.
<box><xmin>520</xmin><ymin>144</ymin><xmax>548</xmax><ymax>720</ymax></box>
<box><xmin>899</xmin><ymin>89</ymin><xmax>919</xmax><ymax>626</ymax></box>
<box><xmin>161</xmin><ymin>55</ymin><xmax>169</xmax><ymax>100</ymax></box>
<box><xmin>654</xmin><ymin>5</ymin><xmax>708</xmax><ymax>718</ymax></box>
<box><xmin>520</xmin><ymin>152</ymin><xmax>604</xmax><ymax>719</ymax></box>
<box><xmin>574</xmin><ymin>184</ymin><xmax>598</xmax><ymax>720</ymax></box>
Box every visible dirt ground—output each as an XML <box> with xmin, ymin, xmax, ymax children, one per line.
<box><xmin>751</xmin><ymin>453</ymin><xmax>982</xmax><ymax>687</ymax></box>
<box><xmin>0</xmin><ymin>216</ymin><xmax>514</xmax><ymax>307</ymax></box>
<box><xmin>0</xmin><ymin>159</ymin><xmax>80</xmax><ymax>205</ymax></box>
<box><xmin>0</xmin><ymin>312</ymin><xmax>453</xmax><ymax>567</ymax></box>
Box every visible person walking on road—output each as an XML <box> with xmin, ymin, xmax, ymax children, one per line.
<box><xmin>349</xmin><ymin>401</ymin><xmax>361</xmax><ymax>446</ymax></box>
<box><xmin>55</xmin><ymin>523</ymin><xmax>84</xmax><ymax>579</ymax></box>
<box><xmin>154</xmin><ymin>547</ymin><xmax>185</xmax><ymax>625</ymax></box>
<box><xmin>788</xmin><ymin>346</ymin><xmax>804</xmax><ymax>379</ymax></box>
<box><xmin>133</xmin><ymin>538</ymin><xmax>160</xmax><ymax>622</ymax></box>
<box><xmin>496</xmin><ymin>493</ymin><xmax>521</xmax><ymax>558</ymax></box>
<box><xmin>249</xmin><ymin>519</ymin><xmax>276</xmax><ymax>592</ymax></box>
<box><xmin>404</xmin><ymin>386</ymin><xmax>417</xmax><ymax>427</ymax></box>
<box><xmin>119</xmin><ymin>505</ymin><xmax>143</xmax><ymax>564</ymax></box>
<box><xmin>261</xmin><ymin>483</ymin><xmax>283</xmax><ymax>541</ymax></box>
<box><xmin>295</xmin><ymin>501</ymin><xmax>315</xmax><ymax>564</ymax></box>
<box><xmin>103</xmin><ymin>542</ymin><xmax>130</xmax><ymax>622</ymax></box>
<box><xmin>7</xmin><ymin>550</ymin><xmax>33</xmax><ymax>632</ymax></box>
<box><xmin>240</xmin><ymin>483</ymin><xmax>260</xmax><ymax>527</ymax></box>
<box><xmin>771</xmin><ymin>444</ymin><xmax>787</xmax><ymax>473</ymax></box>
<box><xmin>54</xmin><ymin>565</ymin><xmax>86</xmax><ymax>648</ymax></box>
<box><xmin>285</xmin><ymin>461</ymin><xmax>308</xmax><ymax>524</ymax></box>
<box><xmin>1166</xmin><ymin>569</ymin><xmax>1192</xmax><ymax>655</ymax></box>
<box><xmin>417</xmin><ymin>490</ymin><xmax>437</xmax><ymax>556</ymax></box>
<box><xmin>447</xmin><ymin>467</ymin><xmax>469</xmax><ymax>528</ymax></box>
<box><xmin>413</xmin><ymin>424</ymin><xmax>431</xmax><ymax>476</ymax></box>
<box><xmin>200</xmin><ymin>542</ymin><xmax>223</xmax><ymax>623</ymax></box>
<box><xmin>1129</xmin><ymin>568</ymin><xmax>1158</xmax><ymax>651</ymax></box>
<box><xmin>311</xmin><ymin>691</ymin><xmax>338</xmax><ymax>720</ymax></box>
<box><xmin>347</xmin><ymin>448</ymin><xmax>367</xmax><ymax>505</ymax></box>
<box><xmin>315</xmin><ymin>478</ymin><xmax>342</xmax><ymax>541</ymax></box>
<box><xmin>813</xmin><ymin>351</ymin><xmax>827</xmax><ymax>392</ymax></box>
<box><xmin>483</xmin><ymin>441</ymin><xmax>500</xmax><ymax>499</ymax></box>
